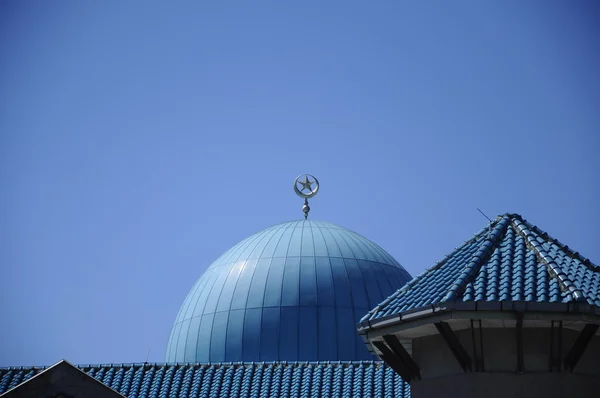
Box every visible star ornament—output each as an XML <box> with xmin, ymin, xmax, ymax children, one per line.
<box><xmin>293</xmin><ymin>174</ymin><xmax>320</xmax><ymax>199</ymax></box>
<box><xmin>298</xmin><ymin>176</ymin><xmax>314</xmax><ymax>193</ymax></box>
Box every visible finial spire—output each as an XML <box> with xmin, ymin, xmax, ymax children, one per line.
<box><xmin>294</xmin><ymin>174</ymin><xmax>319</xmax><ymax>219</ymax></box>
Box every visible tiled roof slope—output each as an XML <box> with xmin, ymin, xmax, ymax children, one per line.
<box><xmin>363</xmin><ymin>214</ymin><xmax>600</xmax><ymax>322</ymax></box>
<box><xmin>0</xmin><ymin>361</ymin><xmax>409</xmax><ymax>398</ymax></box>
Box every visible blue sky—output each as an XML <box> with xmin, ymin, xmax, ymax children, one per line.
<box><xmin>1</xmin><ymin>1</ymin><xmax>598</xmax><ymax>366</ymax></box>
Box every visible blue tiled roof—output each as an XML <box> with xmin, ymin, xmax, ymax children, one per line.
<box><xmin>363</xmin><ymin>214</ymin><xmax>600</xmax><ymax>322</ymax></box>
<box><xmin>0</xmin><ymin>361</ymin><xmax>409</xmax><ymax>398</ymax></box>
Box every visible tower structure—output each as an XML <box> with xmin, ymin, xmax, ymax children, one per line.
<box><xmin>360</xmin><ymin>214</ymin><xmax>600</xmax><ymax>398</ymax></box>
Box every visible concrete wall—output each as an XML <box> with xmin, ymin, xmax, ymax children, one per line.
<box><xmin>411</xmin><ymin>373</ymin><xmax>600</xmax><ymax>398</ymax></box>
<box><xmin>410</xmin><ymin>328</ymin><xmax>600</xmax><ymax>398</ymax></box>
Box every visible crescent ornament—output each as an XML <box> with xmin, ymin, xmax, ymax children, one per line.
<box><xmin>294</xmin><ymin>174</ymin><xmax>319</xmax><ymax>199</ymax></box>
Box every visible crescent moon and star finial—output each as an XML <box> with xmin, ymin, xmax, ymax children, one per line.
<box><xmin>293</xmin><ymin>174</ymin><xmax>319</xmax><ymax>219</ymax></box>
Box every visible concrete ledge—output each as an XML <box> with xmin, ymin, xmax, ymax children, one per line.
<box><xmin>411</xmin><ymin>372</ymin><xmax>600</xmax><ymax>398</ymax></box>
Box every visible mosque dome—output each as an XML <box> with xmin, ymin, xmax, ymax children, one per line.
<box><xmin>166</xmin><ymin>219</ymin><xmax>412</xmax><ymax>363</ymax></box>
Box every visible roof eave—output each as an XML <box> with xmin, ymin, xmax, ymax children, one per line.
<box><xmin>359</xmin><ymin>301</ymin><xmax>600</xmax><ymax>334</ymax></box>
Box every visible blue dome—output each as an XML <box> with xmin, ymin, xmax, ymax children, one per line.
<box><xmin>166</xmin><ymin>220</ymin><xmax>412</xmax><ymax>362</ymax></box>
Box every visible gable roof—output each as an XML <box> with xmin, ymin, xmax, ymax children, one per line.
<box><xmin>0</xmin><ymin>361</ymin><xmax>408</xmax><ymax>398</ymax></box>
<box><xmin>0</xmin><ymin>360</ymin><xmax>125</xmax><ymax>398</ymax></box>
<box><xmin>362</xmin><ymin>213</ymin><xmax>600</xmax><ymax>323</ymax></box>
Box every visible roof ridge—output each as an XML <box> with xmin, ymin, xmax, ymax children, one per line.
<box><xmin>512</xmin><ymin>214</ymin><xmax>599</xmax><ymax>272</ymax></box>
<box><xmin>360</xmin><ymin>216</ymin><xmax>505</xmax><ymax>322</ymax></box>
<box><xmin>0</xmin><ymin>361</ymin><xmax>390</xmax><ymax>371</ymax></box>
<box><xmin>442</xmin><ymin>215</ymin><xmax>511</xmax><ymax>302</ymax></box>
<box><xmin>510</xmin><ymin>216</ymin><xmax>586</xmax><ymax>302</ymax></box>
<box><xmin>0</xmin><ymin>360</ymin><xmax>389</xmax><ymax>371</ymax></box>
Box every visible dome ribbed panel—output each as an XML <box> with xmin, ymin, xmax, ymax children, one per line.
<box><xmin>166</xmin><ymin>220</ymin><xmax>411</xmax><ymax>362</ymax></box>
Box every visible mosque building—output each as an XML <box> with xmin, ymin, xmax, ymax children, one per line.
<box><xmin>1</xmin><ymin>175</ymin><xmax>599</xmax><ymax>397</ymax></box>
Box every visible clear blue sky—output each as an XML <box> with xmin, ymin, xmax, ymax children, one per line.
<box><xmin>1</xmin><ymin>1</ymin><xmax>598</xmax><ymax>367</ymax></box>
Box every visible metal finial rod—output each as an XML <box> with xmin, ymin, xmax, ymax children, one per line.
<box><xmin>294</xmin><ymin>174</ymin><xmax>319</xmax><ymax>219</ymax></box>
<box><xmin>477</xmin><ymin>208</ymin><xmax>493</xmax><ymax>234</ymax></box>
<box><xmin>477</xmin><ymin>208</ymin><xmax>492</xmax><ymax>222</ymax></box>
<box><xmin>303</xmin><ymin>198</ymin><xmax>310</xmax><ymax>219</ymax></box>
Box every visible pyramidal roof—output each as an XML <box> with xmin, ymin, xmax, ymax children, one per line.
<box><xmin>363</xmin><ymin>214</ymin><xmax>600</xmax><ymax>323</ymax></box>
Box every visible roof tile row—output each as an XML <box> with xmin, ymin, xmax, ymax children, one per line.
<box><xmin>0</xmin><ymin>361</ymin><xmax>409</xmax><ymax>398</ymax></box>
